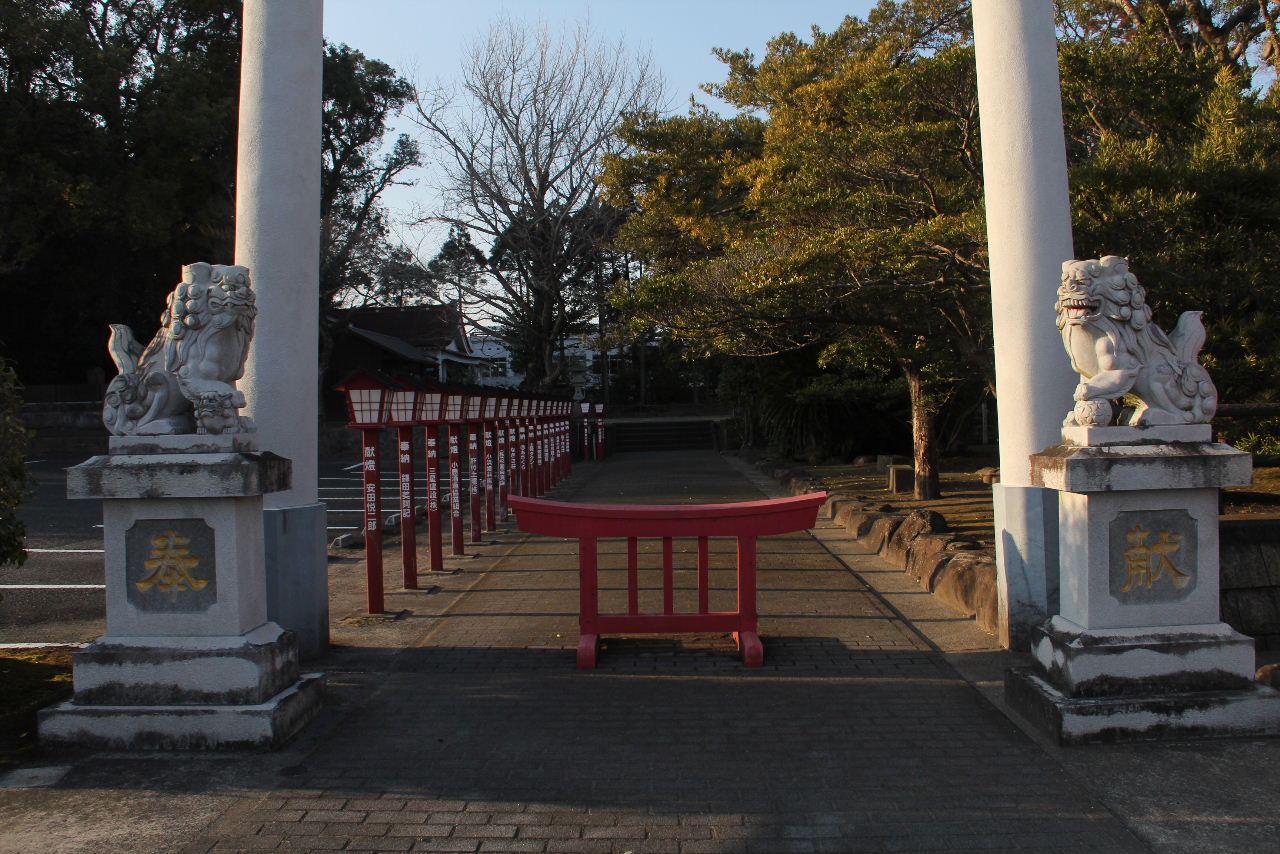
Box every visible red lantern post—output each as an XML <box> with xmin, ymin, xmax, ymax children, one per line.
<box><xmin>531</xmin><ymin>398</ymin><xmax>544</xmax><ymax>496</ymax></box>
<box><xmin>336</xmin><ymin>373</ymin><xmax>392</xmax><ymax>613</ymax></box>
<box><xmin>542</xmin><ymin>399</ymin><xmax>555</xmax><ymax>491</ymax></box>
<box><xmin>417</xmin><ymin>383</ymin><xmax>447</xmax><ymax>573</ymax></box>
<box><xmin>548</xmin><ymin>400</ymin><xmax>559</xmax><ymax>485</ymax></box>
<box><xmin>595</xmin><ymin>402</ymin><xmax>606</xmax><ymax>460</ymax></box>
<box><xmin>496</xmin><ymin>394</ymin><xmax>511</xmax><ymax>521</ymax></box>
<box><xmin>481</xmin><ymin>393</ymin><xmax>498</xmax><ymax>530</ymax></box>
<box><xmin>517</xmin><ymin>396</ymin><xmax>532</xmax><ymax>498</ymax></box>
<box><xmin>443</xmin><ymin>387</ymin><xmax>466</xmax><ymax>555</ymax></box>
<box><xmin>388</xmin><ymin>379</ymin><xmax>420</xmax><ymax>589</ymax></box>
<box><xmin>580</xmin><ymin>400</ymin><xmax>593</xmax><ymax>462</ymax></box>
<box><xmin>559</xmin><ymin>400</ymin><xmax>571</xmax><ymax>481</ymax></box>
<box><xmin>464</xmin><ymin>389</ymin><xmax>484</xmax><ymax>544</ymax></box>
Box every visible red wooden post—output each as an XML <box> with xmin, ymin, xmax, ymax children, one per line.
<box><xmin>549</xmin><ymin>403</ymin><xmax>559</xmax><ymax>484</ymax></box>
<box><xmin>577</xmin><ymin>537</ymin><xmax>599</xmax><ymax>668</ymax></box>
<box><xmin>544</xmin><ymin>406</ymin><xmax>554</xmax><ymax>489</ymax></box>
<box><xmin>360</xmin><ymin>427</ymin><xmax>384</xmax><ymax>613</ymax></box>
<box><xmin>535</xmin><ymin>407</ymin><xmax>545</xmax><ymax>494</ymax></box>
<box><xmin>735</xmin><ymin>535</ymin><xmax>762</xmax><ymax>666</ymax></box>
<box><xmin>556</xmin><ymin>403</ymin><xmax>568</xmax><ymax>482</ymax></box>
<box><xmin>335</xmin><ymin>371</ymin><xmax>395</xmax><ymax>612</ymax></box>
<box><xmin>508</xmin><ymin>491</ymin><xmax>826</xmax><ymax>668</ymax></box>
<box><xmin>496</xmin><ymin>397</ymin><xmax>510</xmax><ymax>520</ymax></box>
<box><xmin>520</xmin><ymin>401</ymin><xmax>533</xmax><ymax>498</ymax></box>
<box><xmin>595</xmin><ymin>403</ymin><xmax>606</xmax><ymax>459</ymax></box>
<box><xmin>425</xmin><ymin>424</ymin><xmax>444</xmax><ymax>573</ymax></box>
<box><xmin>515</xmin><ymin>404</ymin><xmax>526</xmax><ymax>494</ymax></box>
<box><xmin>468</xmin><ymin>419</ymin><xmax>483</xmax><ymax>543</ymax></box>
<box><xmin>483</xmin><ymin>414</ymin><xmax>497</xmax><ymax>529</ymax></box>
<box><xmin>447</xmin><ymin>421</ymin><xmax>464</xmax><ymax>555</ymax></box>
<box><xmin>580</xmin><ymin>402</ymin><xmax>592</xmax><ymax>461</ymax></box>
<box><xmin>396</xmin><ymin>426</ymin><xmax>417</xmax><ymax>589</ymax></box>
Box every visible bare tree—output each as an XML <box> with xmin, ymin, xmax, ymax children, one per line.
<box><xmin>413</xmin><ymin>18</ymin><xmax>665</xmax><ymax>388</ymax></box>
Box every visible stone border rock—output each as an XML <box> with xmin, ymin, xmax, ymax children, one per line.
<box><xmin>753</xmin><ymin>456</ymin><xmax>1000</xmax><ymax>637</ymax></box>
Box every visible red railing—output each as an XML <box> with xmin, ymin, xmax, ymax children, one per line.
<box><xmin>508</xmin><ymin>492</ymin><xmax>827</xmax><ymax>668</ymax></box>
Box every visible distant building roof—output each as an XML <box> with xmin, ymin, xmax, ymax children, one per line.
<box><xmin>337</xmin><ymin>304</ymin><xmax>483</xmax><ymax>367</ymax></box>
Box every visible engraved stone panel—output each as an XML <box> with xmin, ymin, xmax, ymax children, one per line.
<box><xmin>1109</xmin><ymin>509</ymin><xmax>1197</xmax><ymax>604</ymax></box>
<box><xmin>126</xmin><ymin>518</ymin><xmax>217</xmax><ymax>612</ymax></box>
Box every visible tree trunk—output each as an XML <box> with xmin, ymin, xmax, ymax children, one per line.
<box><xmin>636</xmin><ymin>340</ymin><xmax>648</xmax><ymax>405</ymax></box>
<box><xmin>902</xmin><ymin>361</ymin><xmax>941</xmax><ymax>500</ymax></box>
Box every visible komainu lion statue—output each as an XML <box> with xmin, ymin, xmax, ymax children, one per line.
<box><xmin>102</xmin><ymin>263</ymin><xmax>256</xmax><ymax>436</ymax></box>
<box><xmin>1056</xmin><ymin>255</ymin><xmax>1217</xmax><ymax>427</ymax></box>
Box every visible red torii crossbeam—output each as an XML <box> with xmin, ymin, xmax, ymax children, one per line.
<box><xmin>508</xmin><ymin>492</ymin><xmax>827</xmax><ymax>668</ymax></box>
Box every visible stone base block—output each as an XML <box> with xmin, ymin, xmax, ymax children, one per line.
<box><xmin>264</xmin><ymin>502</ymin><xmax>330</xmax><ymax>660</ymax></box>
<box><xmin>70</xmin><ymin>622</ymin><xmax>299</xmax><ymax>706</ymax></box>
<box><xmin>887</xmin><ymin>465</ymin><xmax>913</xmax><ymax>493</ymax></box>
<box><xmin>38</xmin><ymin>673</ymin><xmax>324</xmax><ymax>751</ymax></box>
<box><xmin>1031</xmin><ymin>616</ymin><xmax>1256</xmax><ymax>697</ymax></box>
<box><xmin>1005</xmin><ymin>666</ymin><xmax>1280</xmax><ymax>745</ymax></box>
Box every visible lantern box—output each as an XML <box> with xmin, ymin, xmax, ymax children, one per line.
<box><xmin>336</xmin><ymin>372</ymin><xmax>394</xmax><ymax>427</ymax></box>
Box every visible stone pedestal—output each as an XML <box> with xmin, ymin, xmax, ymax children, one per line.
<box><xmin>40</xmin><ymin>435</ymin><xmax>324</xmax><ymax>750</ymax></box>
<box><xmin>1007</xmin><ymin>425</ymin><xmax>1280</xmax><ymax>743</ymax></box>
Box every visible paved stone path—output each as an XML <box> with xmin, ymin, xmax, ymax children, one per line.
<box><xmin>191</xmin><ymin>452</ymin><xmax>1145</xmax><ymax>854</ymax></box>
<box><xmin>4</xmin><ymin>450</ymin><xmax>1275</xmax><ymax>854</ymax></box>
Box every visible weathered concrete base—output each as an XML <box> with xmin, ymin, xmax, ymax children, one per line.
<box><xmin>39</xmin><ymin>622</ymin><xmax>324</xmax><ymax>750</ymax></box>
<box><xmin>1005</xmin><ymin>665</ymin><xmax>1280</xmax><ymax>745</ymax></box>
<box><xmin>1030</xmin><ymin>615</ymin><xmax>1256</xmax><ymax>697</ymax></box>
<box><xmin>67</xmin><ymin>622</ymin><xmax>301</xmax><ymax>706</ymax></box>
<box><xmin>39</xmin><ymin>672</ymin><xmax>324</xmax><ymax>751</ymax></box>
<box><xmin>264</xmin><ymin>502</ymin><xmax>330</xmax><ymax>659</ymax></box>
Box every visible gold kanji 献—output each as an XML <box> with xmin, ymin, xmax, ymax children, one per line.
<box><xmin>1120</xmin><ymin>524</ymin><xmax>1192</xmax><ymax>593</ymax></box>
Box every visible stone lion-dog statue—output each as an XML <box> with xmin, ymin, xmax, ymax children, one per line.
<box><xmin>102</xmin><ymin>263</ymin><xmax>256</xmax><ymax>436</ymax></box>
<box><xmin>1055</xmin><ymin>255</ymin><xmax>1217</xmax><ymax>428</ymax></box>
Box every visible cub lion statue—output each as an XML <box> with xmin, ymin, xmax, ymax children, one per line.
<box><xmin>1056</xmin><ymin>255</ymin><xmax>1216</xmax><ymax>427</ymax></box>
<box><xmin>102</xmin><ymin>263</ymin><xmax>256</xmax><ymax>436</ymax></box>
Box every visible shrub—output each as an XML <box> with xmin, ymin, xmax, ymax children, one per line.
<box><xmin>0</xmin><ymin>360</ymin><xmax>33</xmax><ymax>567</ymax></box>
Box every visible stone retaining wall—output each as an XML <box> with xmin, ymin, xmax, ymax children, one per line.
<box><xmin>757</xmin><ymin>458</ymin><xmax>1280</xmax><ymax>650</ymax></box>
<box><xmin>1221</xmin><ymin>518</ymin><xmax>1280</xmax><ymax>650</ymax></box>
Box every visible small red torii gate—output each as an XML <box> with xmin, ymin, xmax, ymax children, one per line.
<box><xmin>509</xmin><ymin>492</ymin><xmax>827</xmax><ymax>668</ymax></box>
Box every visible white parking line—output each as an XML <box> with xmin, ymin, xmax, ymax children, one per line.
<box><xmin>27</xmin><ymin>548</ymin><xmax>104</xmax><ymax>554</ymax></box>
<box><xmin>0</xmin><ymin>584</ymin><xmax>105</xmax><ymax>590</ymax></box>
<box><xmin>0</xmin><ymin>642</ymin><xmax>91</xmax><ymax>649</ymax></box>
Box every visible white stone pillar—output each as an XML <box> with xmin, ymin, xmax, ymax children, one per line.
<box><xmin>235</xmin><ymin>0</ymin><xmax>328</xmax><ymax>656</ymax></box>
<box><xmin>972</xmin><ymin>0</ymin><xmax>1079</xmax><ymax>648</ymax></box>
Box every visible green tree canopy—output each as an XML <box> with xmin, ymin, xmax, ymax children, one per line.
<box><xmin>603</xmin><ymin>0</ymin><xmax>1280</xmax><ymax>492</ymax></box>
<box><xmin>603</xmin><ymin>1</ymin><xmax>986</xmax><ymax>498</ymax></box>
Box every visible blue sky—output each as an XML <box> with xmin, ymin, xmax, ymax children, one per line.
<box><xmin>322</xmin><ymin>0</ymin><xmax>879</xmax><ymax>251</ymax></box>
<box><xmin>323</xmin><ymin>1</ymin><xmax>878</xmax><ymax>111</ymax></box>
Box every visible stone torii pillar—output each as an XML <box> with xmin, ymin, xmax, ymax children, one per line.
<box><xmin>972</xmin><ymin>0</ymin><xmax>1079</xmax><ymax>648</ymax></box>
<box><xmin>235</xmin><ymin>0</ymin><xmax>328</xmax><ymax>656</ymax></box>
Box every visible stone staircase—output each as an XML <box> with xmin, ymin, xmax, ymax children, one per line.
<box><xmin>610</xmin><ymin>418</ymin><xmax>722</xmax><ymax>453</ymax></box>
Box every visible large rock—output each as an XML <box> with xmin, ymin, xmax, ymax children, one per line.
<box><xmin>883</xmin><ymin>510</ymin><xmax>949</xmax><ymax>568</ymax></box>
<box><xmin>933</xmin><ymin>551</ymin><xmax>999</xmax><ymax>634</ymax></box>
<box><xmin>906</xmin><ymin>534</ymin><xmax>979</xmax><ymax>590</ymax></box>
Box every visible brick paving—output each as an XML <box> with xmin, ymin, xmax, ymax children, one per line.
<box><xmin>162</xmin><ymin>450</ymin><xmax>1149</xmax><ymax>854</ymax></box>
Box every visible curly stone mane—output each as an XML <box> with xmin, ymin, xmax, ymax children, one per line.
<box><xmin>1055</xmin><ymin>256</ymin><xmax>1216</xmax><ymax>427</ymax></box>
<box><xmin>103</xmin><ymin>263</ymin><xmax>256</xmax><ymax>436</ymax></box>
